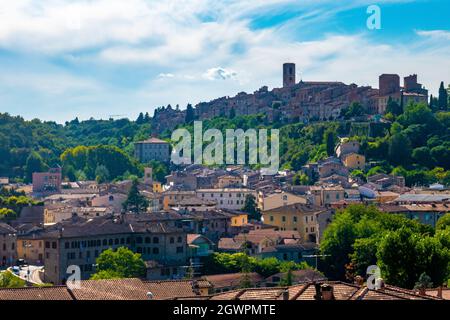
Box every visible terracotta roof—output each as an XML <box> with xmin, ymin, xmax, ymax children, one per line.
<box><xmin>202</xmin><ymin>273</ymin><xmax>264</xmax><ymax>289</ymax></box>
<box><xmin>0</xmin><ymin>286</ymin><xmax>73</xmax><ymax>300</ymax></box>
<box><xmin>68</xmin><ymin>278</ymin><xmax>150</xmax><ymax>300</ymax></box>
<box><xmin>68</xmin><ymin>278</ymin><xmax>211</xmax><ymax>300</ymax></box>
<box><xmin>426</xmin><ymin>288</ymin><xmax>450</xmax><ymax>300</ymax></box>
<box><xmin>136</xmin><ymin>137</ymin><xmax>169</xmax><ymax>144</ymax></box>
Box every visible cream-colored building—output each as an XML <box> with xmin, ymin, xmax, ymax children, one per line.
<box><xmin>342</xmin><ymin>153</ymin><xmax>366</xmax><ymax>170</ymax></box>
<box><xmin>196</xmin><ymin>188</ymin><xmax>256</xmax><ymax>211</ymax></box>
<box><xmin>257</xmin><ymin>190</ymin><xmax>307</xmax><ymax>211</ymax></box>
<box><xmin>309</xmin><ymin>185</ymin><xmax>345</xmax><ymax>206</ymax></box>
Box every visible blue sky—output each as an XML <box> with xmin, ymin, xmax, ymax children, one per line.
<box><xmin>0</xmin><ymin>0</ymin><xmax>449</xmax><ymax>123</ymax></box>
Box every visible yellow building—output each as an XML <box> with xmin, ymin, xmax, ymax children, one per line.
<box><xmin>230</xmin><ymin>213</ymin><xmax>248</xmax><ymax>227</ymax></box>
<box><xmin>342</xmin><ymin>153</ymin><xmax>366</xmax><ymax>170</ymax></box>
<box><xmin>262</xmin><ymin>203</ymin><xmax>329</xmax><ymax>242</ymax></box>
<box><xmin>17</xmin><ymin>238</ymin><xmax>44</xmax><ymax>264</ymax></box>
<box><xmin>152</xmin><ymin>182</ymin><xmax>163</xmax><ymax>193</ymax></box>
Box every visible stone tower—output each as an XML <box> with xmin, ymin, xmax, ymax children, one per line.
<box><xmin>283</xmin><ymin>63</ymin><xmax>296</xmax><ymax>88</ymax></box>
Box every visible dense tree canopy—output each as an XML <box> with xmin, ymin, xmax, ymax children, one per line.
<box><xmin>320</xmin><ymin>204</ymin><xmax>450</xmax><ymax>289</ymax></box>
<box><xmin>90</xmin><ymin>247</ymin><xmax>146</xmax><ymax>280</ymax></box>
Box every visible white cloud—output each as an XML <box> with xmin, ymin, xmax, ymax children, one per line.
<box><xmin>203</xmin><ymin>67</ymin><xmax>237</xmax><ymax>80</ymax></box>
<box><xmin>0</xmin><ymin>0</ymin><xmax>448</xmax><ymax>122</ymax></box>
<box><xmin>416</xmin><ymin>29</ymin><xmax>450</xmax><ymax>40</ymax></box>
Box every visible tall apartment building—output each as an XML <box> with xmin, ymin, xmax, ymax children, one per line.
<box><xmin>41</xmin><ymin>214</ymin><xmax>188</xmax><ymax>284</ymax></box>
<box><xmin>134</xmin><ymin>137</ymin><xmax>170</xmax><ymax>163</ymax></box>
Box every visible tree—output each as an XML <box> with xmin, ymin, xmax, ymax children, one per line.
<box><xmin>412</xmin><ymin>147</ymin><xmax>434</xmax><ymax>168</ymax></box>
<box><xmin>0</xmin><ymin>208</ymin><xmax>17</xmax><ymax>220</ymax></box>
<box><xmin>292</xmin><ymin>172</ymin><xmax>310</xmax><ymax>185</ymax></box>
<box><xmin>436</xmin><ymin>213</ymin><xmax>450</xmax><ymax>231</ymax></box>
<box><xmin>185</xmin><ymin>104</ymin><xmax>195</xmax><ymax>123</ymax></box>
<box><xmin>136</xmin><ymin>112</ymin><xmax>145</xmax><ymax>124</ymax></box>
<box><xmin>388</xmin><ymin>133</ymin><xmax>411</xmax><ymax>166</ymax></box>
<box><xmin>242</xmin><ymin>194</ymin><xmax>260</xmax><ymax>220</ymax></box>
<box><xmin>24</xmin><ymin>152</ymin><xmax>46</xmax><ymax>183</ymax></box>
<box><xmin>229</xmin><ymin>107</ymin><xmax>236</xmax><ymax>119</ymax></box>
<box><xmin>122</xmin><ymin>178</ymin><xmax>149</xmax><ymax>213</ymax></box>
<box><xmin>414</xmin><ymin>273</ymin><xmax>433</xmax><ymax>291</ymax></box>
<box><xmin>90</xmin><ymin>247</ymin><xmax>146</xmax><ymax>280</ymax></box>
<box><xmin>279</xmin><ymin>269</ymin><xmax>294</xmax><ymax>286</ymax></box>
<box><xmin>323</xmin><ymin>128</ymin><xmax>337</xmax><ymax>156</ymax></box>
<box><xmin>0</xmin><ymin>271</ymin><xmax>26</xmax><ymax>288</ymax></box>
<box><xmin>95</xmin><ymin>165</ymin><xmax>110</xmax><ymax>184</ymax></box>
<box><xmin>386</xmin><ymin>97</ymin><xmax>402</xmax><ymax>116</ymax></box>
<box><xmin>438</xmin><ymin>81</ymin><xmax>448</xmax><ymax>111</ymax></box>
<box><xmin>144</xmin><ymin>112</ymin><xmax>151</xmax><ymax>123</ymax></box>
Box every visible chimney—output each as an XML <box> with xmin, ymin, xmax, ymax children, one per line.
<box><xmin>313</xmin><ymin>283</ymin><xmax>322</xmax><ymax>300</ymax></box>
<box><xmin>320</xmin><ymin>284</ymin><xmax>335</xmax><ymax>301</ymax></box>
<box><xmin>282</xmin><ymin>290</ymin><xmax>289</xmax><ymax>300</ymax></box>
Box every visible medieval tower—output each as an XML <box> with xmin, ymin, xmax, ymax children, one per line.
<box><xmin>283</xmin><ymin>63</ymin><xmax>296</xmax><ymax>87</ymax></box>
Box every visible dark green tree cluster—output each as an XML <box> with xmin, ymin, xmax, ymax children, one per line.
<box><xmin>60</xmin><ymin>145</ymin><xmax>141</xmax><ymax>182</ymax></box>
<box><xmin>202</xmin><ymin>252</ymin><xmax>311</xmax><ymax>278</ymax></box>
<box><xmin>320</xmin><ymin>205</ymin><xmax>450</xmax><ymax>289</ymax></box>
<box><xmin>0</xmin><ymin>188</ymin><xmax>41</xmax><ymax>221</ymax></box>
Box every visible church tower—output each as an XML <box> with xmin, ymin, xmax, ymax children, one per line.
<box><xmin>283</xmin><ymin>63</ymin><xmax>296</xmax><ymax>87</ymax></box>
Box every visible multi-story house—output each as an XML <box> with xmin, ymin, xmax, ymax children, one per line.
<box><xmin>0</xmin><ymin>223</ymin><xmax>17</xmax><ymax>266</ymax></box>
<box><xmin>309</xmin><ymin>185</ymin><xmax>345</xmax><ymax>206</ymax></box>
<box><xmin>196</xmin><ymin>188</ymin><xmax>256</xmax><ymax>211</ymax></box>
<box><xmin>257</xmin><ymin>190</ymin><xmax>307</xmax><ymax>211</ymax></box>
<box><xmin>41</xmin><ymin>214</ymin><xmax>188</xmax><ymax>284</ymax></box>
<box><xmin>134</xmin><ymin>137</ymin><xmax>170</xmax><ymax>163</ymax></box>
<box><xmin>32</xmin><ymin>167</ymin><xmax>62</xmax><ymax>194</ymax></box>
<box><xmin>261</xmin><ymin>203</ymin><xmax>332</xmax><ymax>243</ymax></box>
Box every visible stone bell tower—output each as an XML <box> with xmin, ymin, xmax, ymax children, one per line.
<box><xmin>283</xmin><ymin>63</ymin><xmax>296</xmax><ymax>88</ymax></box>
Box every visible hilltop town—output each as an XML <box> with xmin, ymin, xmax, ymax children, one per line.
<box><xmin>151</xmin><ymin>63</ymin><xmax>428</xmax><ymax>133</ymax></box>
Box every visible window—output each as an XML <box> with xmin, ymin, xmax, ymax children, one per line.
<box><xmin>136</xmin><ymin>237</ymin><xmax>143</xmax><ymax>244</ymax></box>
<box><xmin>170</xmin><ymin>237</ymin><xmax>174</xmax><ymax>244</ymax></box>
<box><xmin>108</xmin><ymin>239</ymin><xmax>113</xmax><ymax>245</ymax></box>
<box><xmin>52</xmin><ymin>242</ymin><xmax>57</xmax><ymax>249</ymax></box>
<box><xmin>152</xmin><ymin>248</ymin><xmax>159</xmax><ymax>254</ymax></box>
<box><xmin>103</xmin><ymin>239</ymin><xmax>107</xmax><ymax>246</ymax></box>
<box><xmin>270</xmin><ymin>216</ymin><xmax>274</xmax><ymax>222</ymax></box>
<box><xmin>293</xmin><ymin>216</ymin><xmax>297</xmax><ymax>223</ymax></box>
<box><xmin>45</xmin><ymin>241</ymin><xmax>50</xmax><ymax>249</ymax></box>
<box><xmin>153</xmin><ymin>237</ymin><xmax>159</xmax><ymax>244</ymax></box>
<box><xmin>282</xmin><ymin>216</ymin><xmax>286</xmax><ymax>222</ymax></box>
<box><xmin>176</xmin><ymin>246</ymin><xmax>184</xmax><ymax>253</ymax></box>
<box><xmin>177</xmin><ymin>236</ymin><xmax>182</xmax><ymax>243</ymax></box>
<box><xmin>145</xmin><ymin>237</ymin><xmax>151</xmax><ymax>244</ymax></box>
<box><xmin>65</xmin><ymin>242</ymin><xmax>70</xmax><ymax>249</ymax></box>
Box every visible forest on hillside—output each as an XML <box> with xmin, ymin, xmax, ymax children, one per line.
<box><xmin>1</xmin><ymin>101</ymin><xmax>449</xmax><ymax>186</ymax></box>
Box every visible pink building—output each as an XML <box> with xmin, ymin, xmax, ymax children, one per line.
<box><xmin>32</xmin><ymin>167</ymin><xmax>62</xmax><ymax>193</ymax></box>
